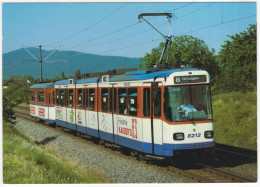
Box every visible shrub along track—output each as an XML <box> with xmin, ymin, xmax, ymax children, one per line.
<box><xmin>13</xmin><ymin>106</ymin><xmax>257</xmax><ymax>183</ymax></box>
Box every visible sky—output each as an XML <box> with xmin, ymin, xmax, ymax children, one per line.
<box><xmin>2</xmin><ymin>1</ymin><xmax>257</xmax><ymax>58</ymax></box>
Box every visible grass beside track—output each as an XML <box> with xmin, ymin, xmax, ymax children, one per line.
<box><xmin>212</xmin><ymin>91</ymin><xmax>257</xmax><ymax>150</ymax></box>
<box><xmin>3</xmin><ymin>121</ymin><xmax>107</xmax><ymax>184</ymax></box>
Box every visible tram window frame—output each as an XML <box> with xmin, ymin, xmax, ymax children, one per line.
<box><xmin>52</xmin><ymin>91</ymin><xmax>55</xmax><ymax>105</ymax></box>
<box><xmin>30</xmin><ymin>91</ymin><xmax>36</xmax><ymax>102</ymax></box>
<box><xmin>45</xmin><ymin>92</ymin><xmax>48</xmax><ymax>104</ymax></box>
<box><xmin>143</xmin><ymin>88</ymin><xmax>150</xmax><ymax>117</ymax></box>
<box><xmin>48</xmin><ymin>93</ymin><xmax>51</xmax><ymax>105</ymax></box>
<box><xmin>101</xmin><ymin>88</ymin><xmax>108</xmax><ymax>112</ymax></box>
<box><xmin>154</xmin><ymin>87</ymin><xmax>161</xmax><ymax>118</ymax></box>
<box><xmin>113</xmin><ymin>88</ymin><xmax>117</xmax><ymax>113</ymax></box>
<box><xmin>118</xmin><ymin>88</ymin><xmax>127</xmax><ymax>115</ymax></box>
<box><xmin>38</xmin><ymin>91</ymin><xmax>44</xmax><ymax>103</ymax></box>
<box><xmin>82</xmin><ymin>89</ymin><xmax>85</xmax><ymax>109</ymax></box>
<box><xmin>56</xmin><ymin>89</ymin><xmax>60</xmax><ymax>106</ymax></box>
<box><xmin>109</xmin><ymin>89</ymin><xmax>113</xmax><ymax>112</ymax></box>
<box><xmin>89</xmin><ymin>89</ymin><xmax>95</xmax><ymax>111</ymax></box>
<box><xmin>84</xmin><ymin>89</ymin><xmax>89</xmax><ymax>110</ymax></box>
<box><xmin>60</xmin><ymin>90</ymin><xmax>64</xmax><ymax>106</ymax></box>
<box><xmin>65</xmin><ymin>89</ymin><xmax>69</xmax><ymax>107</ymax></box>
<box><xmin>128</xmin><ymin>88</ymin><xmax>138</xmax><ymax>116</ymax></box>
<box><xmin>77</xmin><ymin>89</ymin><xmax>83</xmax><ymax>109</ymax></box>
<box><xmin>68</xmin><ymin>89</ymin><xmax>73</xmax><ymax>108</ymax></box>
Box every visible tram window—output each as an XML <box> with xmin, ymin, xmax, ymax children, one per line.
<box><xmin>56</xmin><ymin>90</ymin><xmax>60</xmax><ymax>106</ymax></box>
<box><xmin>82</xmin><ymin>89</ymin><xmax>85</xmax><ymax>109</ymax></box>
<box><xmin>143</xmin><ymin>88</ymin><xmax>150</xmax><ymax>117</ymax></box>
<box><xmin>154</xmin><ymin>88</ymin><xmax>161</xmax><ymax>118</ymax></box>
<box><xmin>118</xmin><ymin>88</ymin><xmax>127</xmax><ymax>115</ymax></box>
<box><xmin>101</xmin><ymin>88</ymin><xmax>108</xmax><ymax>112</ymax></box>
<box><xmin>128</xmin><ymin>88</ymin><xmax>137</xmax><ymax>116</ymax></box>
<box><xmin>69</xmin><ymin>89</ymin><xmax>73</xmax><ymax>108</ymax></box>
<box><xmin>48</xmin><ymin>93</ymin><xmax>51</xmax><ymax>104</ymax></box>
<box><xmin>109</xmin><ymin>89</ymin><xmax>113</xmax><ymax>112</ymax></box>
<box><xmin>60</xmin><ymin>90</ymin><xmax>64</xmax><ymax>106</ymax></box>
<box><xmin>52</xmin><ymin>91</ymin><xmax>55</xmax><ymax>105</ymax></box>
<box><xmin>113</xmin><ymin>88</ymin><xmax>117</xmax><ymax>113</ymax></box>
<box><xmin>30</xmin><ymin>91</ymin><xmax>35</xmax><ymax>102</ymax></box>
<box><xmin>77</xmin><ymin>89</ymin><xmax>83</xmax><ymax>109</ymax></box>
<box><xmin>89</xmin><ymin>89</ymin><xmax>95</xmax><ymax>111</ymax></box>
<box><xmin>65</xmin><ymin>89</ymin><xmax>68</xmax><ymax>107</ymax></box>
<box><xmin>84</xmin><ymin>89</ymin><xmax>89</xmax><ymax>109</ymax></box>
<box><xmin>38</xmin><ymin>91</ymin><xmax>44</xmax><ymax>103</ymax></box>
<box><xmin>45</xmin><ymin>93</ymin><xmax>48</xmax><ymax>104</ymax></box>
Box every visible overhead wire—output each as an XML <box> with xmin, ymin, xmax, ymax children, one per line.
<box><xmin>44</xmin><ymin>3</ymin><xmax>129</xmax><ymax>46</ymax></box>
<box><xmin>95</xmin><ymin>14</ymin><xmax>256</xmax><ymax>56</ymax></box>
<box><xmin>74</xmin><ymin>3</ymin><xmax>216</xmax><ymax>52</ymax></box>
<box><xmin>41</xmin><ymin>3</ymin><xmax>255</xmax><ymax>57</ymax></box>
<box><xmin>96</xmin><ymin>38</ymin><xmax>162</xmax><ymax>55</ymax></box>
<box><xmin>178</xmin><ymin>14</ymin><xmax>256</xmax><ymax>36</ymax></box>
<box><xmin>66</xmin><ymin>3</ymin><xmax>212</xmax><ymax>50</ymax></box>
<box><xmin>66</xmin><ymin>3</ymin><xmax>194</xmax><ymax>50</ymax></box>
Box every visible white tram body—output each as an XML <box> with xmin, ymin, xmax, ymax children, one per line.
<box><xmin>30</xmin><ymin>83</ymin><xmax>56</xmax><ymax>123</ymax></box>
<box><xmin>30</xmin><ymin>68</ymin><xmax>214</xmax><ymax>157</ymax></box>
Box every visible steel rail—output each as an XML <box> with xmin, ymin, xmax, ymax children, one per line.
<box><xmin>196</xmin><ymin>162</ymin><xmax>256</xmax><ymax>182</ymax></box>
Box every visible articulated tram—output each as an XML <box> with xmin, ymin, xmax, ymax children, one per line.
<box><xmin>30</xmin><ymin>68</ymin><xmax>214</xmax><ymax>157</ymax></box>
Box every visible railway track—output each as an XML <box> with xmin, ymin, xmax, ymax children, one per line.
<box><xmin>13</xmin><ymin>106</ymin><xmax>257</xmax><ymax>183</ymax></box>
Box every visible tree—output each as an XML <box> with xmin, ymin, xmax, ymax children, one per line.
<box><xmin>3</xmin><ymin>84</ymin><xmax>30</xmax><ymax>124</ymax></box>
<box><xmin>217</xmin><ymin>24</ymin><xmax>256</xmax><ymax>92</ymax></box>
<box><xmin>61</xmin><ymin>72</ymin><xmax>66</xmax><ymax>80</ymax></box>
<box><xmin>75</xmin><ymin>69</ymin><xmax>81</xmax><ymax>79</ymax></box>
<box><xmin>140</xmin><ymin>35</ymin><xmax>219</xmax><ymax>79</ymax></box>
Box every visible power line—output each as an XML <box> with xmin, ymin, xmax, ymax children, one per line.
<box><xmin>69</xmin><ymin>22</ymin><xmax>140</xmax><ymax>49</ymax></box>
<box><xmin>68</xmin><ymin>3</ymin><xmax>213</xmax><ymax>50</ymax></box>
<box><xmin>96</xmin><ymin>38</ymin><xmax>162</xmax><ymax>55</ymax></box>
<box><xmin>93</xmin><ymin>14</ymin><xmax>256</xmax><ymax>56</ymax></box>
<box><xmin>178</xmin><ymin>14</ymin><xmax>256</xmax><ymax>36</ymax></box>
<box><xmin>66</xmin><ymin>3</ymin><xmax>194</xmax><ymax>50</ymax></box>
<box><xmin>45</xmin><ymin>3</ymin><xmax>128</xmax><ymax>46</ymax></box>
<box><xmin>167</xmin><ymin>2</ymin><xmax>194</xmax><ymax>12</ymax></box>
<box><xmin>177</xmin><ymin>3</ymin><xmax>215</xmax><ymax>19</ymax></box>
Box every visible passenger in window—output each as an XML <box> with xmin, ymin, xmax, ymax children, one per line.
<box><xmin>119</xmin><ymin>96</ymin><xmax>126</xmax><ymax>114</ymax></box>
<box><xmin>128</xmin><ymin>94</ymin><xmax>137</xmax><ymax>116</ymax></box>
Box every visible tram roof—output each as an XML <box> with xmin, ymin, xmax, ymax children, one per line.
<box><xmin>109</xmin><ymin>68</ymin><xmax>200</xmax><ymax>82</ymax></box>
<box><xmin>54</xmin><ymin>68</ymin><xmax>200</xmax><ymax>85</ymax></box>
<box><xmin>54</xmin><ymin>79</ymin><xmax>78</xmax><ymax>85</ymax></box>
<box><xmin>30</xmin><ymin>83</ymin><xmax>54</xmax><ymax>89</ymax></box>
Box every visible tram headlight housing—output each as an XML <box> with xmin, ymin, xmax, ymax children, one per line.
<box><xmin>204</xmin><ymin>131</ymin><xmax>214</xmax><ymax>138</ymax></box>
<box><xmin>173</xmin><ymin>133</ymin><xmax>184</xmax><ymax>140</ymax></box>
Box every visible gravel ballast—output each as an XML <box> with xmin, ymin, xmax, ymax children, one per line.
<box><xmin>14</xmin><ymin>118</ymin><xmax>193</xmax><ymax>183</ymax></box>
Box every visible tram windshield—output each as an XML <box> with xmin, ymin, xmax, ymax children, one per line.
<box><xmin>164</xmin><ymin>85</ymin><xmax>213</xmax><ymax>122</ymax></box>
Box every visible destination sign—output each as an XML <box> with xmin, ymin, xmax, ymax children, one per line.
<box><xmin>174</xmin><ymin>75</ymin><xmax>207</xmax><ymax>84</ymax></box>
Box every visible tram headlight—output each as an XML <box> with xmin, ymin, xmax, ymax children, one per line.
<box><xmin>173</xmin><ymin>133</ymin><xmax>184</xmax><ymax>140</ymax></box>
<box><xmin>204</xmin><ymin>131</ymin><xmax>214</xmax><ymax>138</ymax></box>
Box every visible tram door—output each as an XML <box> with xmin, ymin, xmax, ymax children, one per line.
<box><xmin>45</xmin><ymin>91</ymin><xmax>49</xmax><ymax>121</ymax></box>
<box><xmin>142</xmin><ymin>82</ymin><xmax>164</xmax><ymax>155</ymax></box>
<box><xmin>46</xmin><ymin>91</ymin><xmax>52</xmax><ymax>121</ymax></box>
<box><xmin>66</xmin><ymin>88</ymin><xmax>76</xmax><ymax>130</ymax></box>
<box><xmin>99</xmin><ymin>86</ymin><xmax>115</xmax><ymax>142</ymax></box>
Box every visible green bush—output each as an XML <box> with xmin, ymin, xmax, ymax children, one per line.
<box><xmin>212</xmin><ymin>91</ymin><xmax>257</xmax><ymax>150</ymax></box>
<box><xmin>3</xmin><ymin>84</ymin><xmax>30</xmax><ymax>124</ymax></box>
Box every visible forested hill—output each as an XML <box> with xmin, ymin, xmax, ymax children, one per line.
<box><xmin>2</xmin><ymin>48</ymin><xmax>140</xmax><ymax>79</ymax></box>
